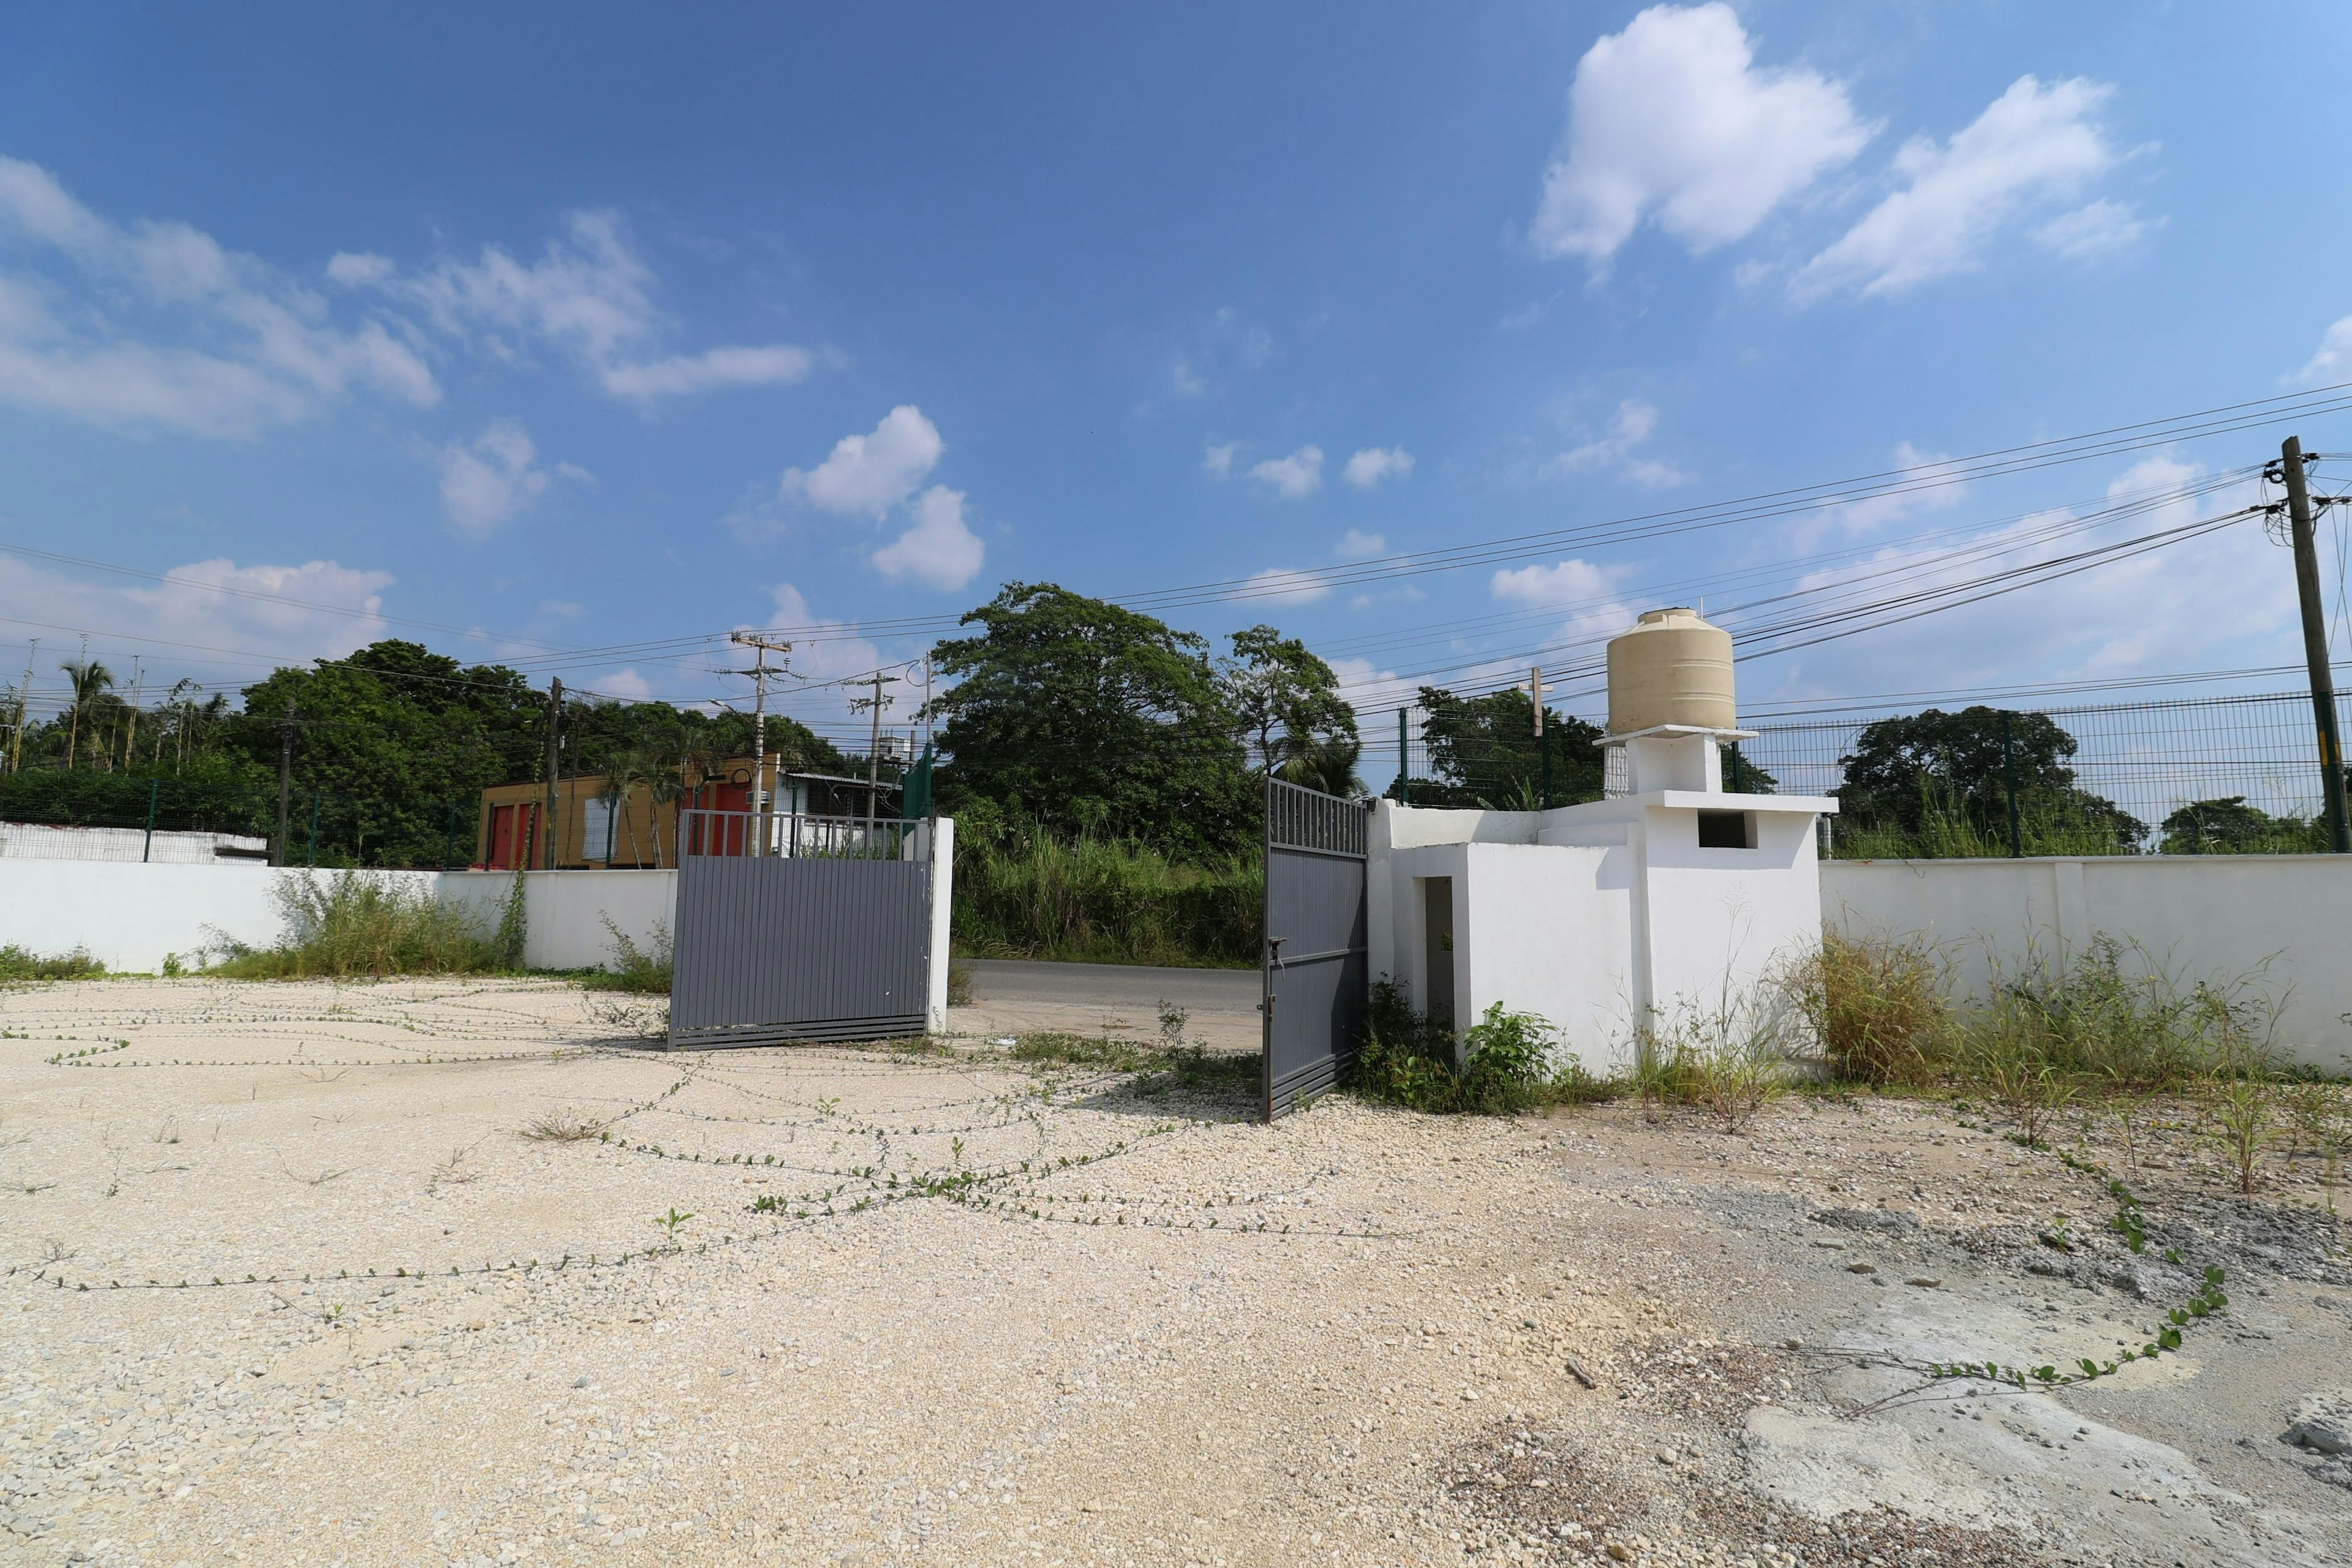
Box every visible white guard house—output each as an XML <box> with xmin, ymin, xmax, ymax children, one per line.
<box><xmin>1364</xmin><ymin>608</ymin><xmax>1837</xmax><ymax>1074</ymax></box>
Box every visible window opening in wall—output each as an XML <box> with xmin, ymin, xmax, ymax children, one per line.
<box><xmin>1696</xmin><ymin>810</ymin><xmax>1755</xmax><ymax>850</ymax></box>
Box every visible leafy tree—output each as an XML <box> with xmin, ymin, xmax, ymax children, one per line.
<box><xmin>1835</xmin><ymin>706</ymin><xmax>2144</xmax><ymax>848</ymax></box>
<box><xmin>1408</xmin><ymin>685</ymin><xmax>1604</xmax><ymax>809</ymax></box>
<box><xmin>930</xmin><ymin>582</ymin><xmax>1253</xmax><ymax>858</ymax></box>
<box><xmin>1219</xmin><ymin>625</ymin><xmax>1360</xmax><ymax>793</ymax></box>
<box><xmin>2158</xmin><ymin>796</ymin><xmax>2326</xmax><ymax>855</ymax></box>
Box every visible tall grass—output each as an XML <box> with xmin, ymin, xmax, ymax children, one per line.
<box><xmin>1832</xmin><ymin>799</ymin><xmax>2139</xmax><ymax>860</ymax></box>
<box><xmin>1782</xmin><ymin>929</ymin><xmax>1949</xmax><ymax>1085</ymax></box>
<box><xmin>209</xmin><ymin>871</ymin><xmax>503</xmax><ymax>980</ymax></box>
<box><xmin>953</xmin><ymin>828</ymin><xmax>1260</xmax><ymax>967</ymax></box>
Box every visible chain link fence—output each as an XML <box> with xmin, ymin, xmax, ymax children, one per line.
<box><xmin>0</xmin><ymin>771</ymin><xmax>477</xmax><ymax>869</ymax></box>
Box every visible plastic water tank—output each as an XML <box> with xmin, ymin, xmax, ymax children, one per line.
<box><xmin>1607</xmin><ymin>608</ymin><xmax>1735</xmax><ymax>735</ymax></box>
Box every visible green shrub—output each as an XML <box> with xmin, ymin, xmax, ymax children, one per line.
<box><xmin>1348</xmin><ymin>982</ymin><xmax>1602</xmax><ymax>1115</ymax></box>
<box><xmin>208</xmin><ymin>871</ymin><xmax>501</xmax><ymax>980</ymax></box>
<box><xmin>0</xmin><ymin>944</ymin><xmax>105</xmax><ymax>983</ymax></box>
<box><xmin>582</xmin><ymin>916</ymin><xmax>671</xmax><ymax>994</ymax></box>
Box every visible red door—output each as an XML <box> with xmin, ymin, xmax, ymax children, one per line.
<box><xmin>488</xmin><ymin>804</ymin><xmax>537</xmax><ymax>869</ymax></box>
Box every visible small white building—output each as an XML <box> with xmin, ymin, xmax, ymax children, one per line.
<box><xmin>1363</xmin><ymin>609</ymin><xmax>1836</xmax><ymax>1072</ymax></box>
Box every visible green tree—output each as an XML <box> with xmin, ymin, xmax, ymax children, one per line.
<box><xmin>1835</xmin><ymin>706</ymin><xmax>2144</xmax><ymax>848</ymax></box>
<box><xmin>930</xmin><ymin>582</ymin><xmax>1253</xmax><ymax>858</ymax></box>
<box><xmin>1219</xmin><ymin>625</ymin><xmax>1361</xmax><ymax>793</ymax></box>
<box><xmin>2158</xmin><ymin>796</ymin><xmax>2326</xmax><ymax>855</ymax></box>
<box><xmin>1409</xmin><ymin>685</ymin><xmax>1605</xmax><ymax>809</ymax></box>
<box><xmin>59</xmin><ymin>658</ymin><xmax>115</xmax><ymax>769</ymax></box>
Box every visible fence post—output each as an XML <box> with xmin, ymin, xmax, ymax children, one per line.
<box><xmin>141</xmin><ymin>779</ymin><xmax>157</xmax><ymax>863</ymax></box>
<box><xmin>2000</xmin><ymin>711</ymin><xmax>2022</xmax><ymax>859</ymax></box>
<box><xmin>442</xmin><ymin>800</ymin><xmax>457</xmax><ymax>873</ymax></box>
<box><xmin>1393</xmin><ymin>706</ymin><xmax>1408</xmax><ymax>801</ymax></box>
<box><xmin>307</xmin><ymin>788</ymin><xmax>321</xmax><ymax>868</ymax></box>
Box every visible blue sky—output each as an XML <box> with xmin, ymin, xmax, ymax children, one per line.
<box><xmin>4</xmin><ymin>2</ymin><xmax>2351</xmax><ymax>750</ymax></box>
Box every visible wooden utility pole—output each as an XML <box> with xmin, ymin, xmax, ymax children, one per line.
<box><xmin>2279</xmin><ymin>437</ymin><xmax>2351</xmax><ymax>853</ymax></box>
<box><xmin>542</xmin><ymin>677</ymin><xmax>564</xmax><ymax>870</ymax></box>
<box><xmin>729</xmin><ymin>633</ymin><xmax>793</xmax><ymax>853</ymax></box>
<box><xmin>273</xmin><ymin>699</ymin><xmax>295</xmax><ymax>867</ymax></box>
<box><xmin>1531</xmin><ymin>665</ymin><xmax>1548</xmax><ymax>809</ymax></box>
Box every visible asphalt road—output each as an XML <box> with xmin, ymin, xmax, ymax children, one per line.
<box><xmin>962</xmin><ymin>958</ymin><xmax>1260</xmax><ymax>1015</ymax></box>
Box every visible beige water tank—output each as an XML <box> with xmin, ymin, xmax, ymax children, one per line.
<box><xmin>1607</xmin><ymin>608</ymin><xmax>1735</xmax><ymax>734</ymax></box>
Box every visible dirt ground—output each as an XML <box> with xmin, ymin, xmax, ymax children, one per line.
<box><xmin>1</xmin><ymin>976</ymin><xmax>2346</xmax><ymax>1568</ymax></box>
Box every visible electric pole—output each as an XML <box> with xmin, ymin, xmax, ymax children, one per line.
<box><xmin>1531</xmin><ymin>665</ymin><xmax>1549</xmax><ymax>809</ymax></box>
<box><xmin>2278</xmin><ymin>436</ymin><xmax>2351</xmax><ymax>853</ymax></box>
<box><xmin>273</xmin><ymin>699</ymin><xmax>295</xmax><ymax>867</ymax></box>
<box><xmin>729</xmin><ymin>633</ymin><xmax>793</xmax><ymax>852</ymax></box>
<box><xmin>850</xmin><ymin>671</ymin><xmax>898</xmax><ymax>836</ymax></box>
<box><xmin>6</xmin><ymin>638</ymin><xmax>32</xmax><ymax>775</ymax></box>
<box><xmin>543</xmin><ymin>677</ymin><xmax>563</xmax><ymax>870</ymax></box>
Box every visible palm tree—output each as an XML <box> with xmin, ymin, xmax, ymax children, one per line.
<box><xmin>643</xmin><ymin>742</ymin><xmax>686</xmax><ymax>867</ymax></box>
<box><xmin>59</xmin><ymin>658</ymin><xmax>114</xmax><ymax>769</ymax></box>
<box><xmin>593</xmin><ymin>771</ymin><xmax>631</xmax><ymax>865</ymax></box>
<box><xmin>604</xmin><ymin>751</ymin><xmax>652</xmax><ymax>868</ymax></box>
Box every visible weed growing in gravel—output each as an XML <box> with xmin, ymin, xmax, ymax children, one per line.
<box><xmin>519</xmin><ymin>1111</ymin><xmax>602</xmax><ymax>1142</ymax></box>
<box><xmin>2205</xmin><ymin>1076</ymin><xmax>2278</xmax><ymax>1196</ymax></box>
<box><xmin>582</xmin><ymin>918</ymin><xmax>672</xmax><ymax>994</ymax></box>
<box><xmin>1782</xmin><ymin>929</ymin><xmax>1948</xmax><ymax>1085</ymax></box>
<box><xmin>652</xmin><ymin>1207</ymin><xmax>695</xmax><ymax>1243</ymax></box>
<box><xmin>1348</xmin><ymin>983</ymin><xmax>1606</xmax><ymax>1115</ymax></box>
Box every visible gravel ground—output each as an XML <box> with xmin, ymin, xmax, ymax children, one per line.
<box><xmin>1</xmin><ymin>977</ymin><xmax>2346</xmax><ymax>1568</ymax></box>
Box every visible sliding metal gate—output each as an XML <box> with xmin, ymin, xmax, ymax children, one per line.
<box><xmin>668</xmin><ymin>809</ymin><xmax>933</xmax><ymax>1048</ymax></box>
<box><xmin>1261</xmin><ymin>778</ymin><xmax>1370</xmax><ymax>1120</ymax></box>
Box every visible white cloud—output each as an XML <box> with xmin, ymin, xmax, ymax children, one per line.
<box><xmin>595</xmin><ymin>668</ymin><xmax>654</xmax><ymax>700</ymax></box>
<box><xmin>1797</xmin><ymin>77</ymin><xmax>2125</xmax><ymax>299</ymax></box>
<box><xmin>336</xmin><ymin>208</ymin><xmax>813</xmax><ymax>401</ymax></box>
<box><xmin>1343</xmin><ymin>447</ymin><xmax>1414</xmax><ymax>490</ymax></box>
<box><xmin>763</xmin><ymin>583</ymin><xmax>884</xmax><ymax>684</ymax></box>
<box><xmin>1543</xmin><ymin>399</ymin><xmax>1689</xmax><ymax>489</ymax></box>
<box><xmin>1335</xmin><ymin>529</ymin><xmax>1387</xmax><ymax>559</ymax></box>
<box><xmin>537</xmin><ymin>599</ymin><xmax>586</xmax><ymax>620</ymax></box>
<box><xmin>2035</xmin><ymin>198</ymin><xmax>2153</xmax><ymax>263</ymax></box>
<box><xmin>599</xmin><ymin>344</ymin><xmax>813</xmax><ymax>399</ymax></box>
<box><xmin>1490</xmin><ymin>558</ymin><xmax>1618</xmax><ymax>606</ymax></box>
<box><xmin>1204</xmin><ymin>441</ymin><xmax>1238</xmax><ymax>480</ymax></box>
<box><xmin>1760</xmin><ymin>456</ymin><xmax>2283</xmax><ymax>701</ymax></box>
<box><xmin>2299</xmin><ymin>317</ymin><xmax>2352</xmax><ymax>385</ymax></box>
<box><xmin>439</xmin><ymin>419</ymin><xmax>561</xmax><ymax>539</ymax></box>
<box><xmin>782</xmin><ymin>405</ymin><xmax>944</xmax><ymax>518</ymax></box>
<box><xmin>1248</xmin><ymin>445</ymin><xmax>1324</xmax><ymax>500</ymax></box>
<box><xmin>871</xmin><ymin>484</ymin><xmax>986</xmax><ymax>592</ymax></box>
<box><xmin>1171</xmin><ymin>360</ymin><xmax>1205</xmax><ymax>396</ymax></box>
<box><xmin>1531</xmin><ymin>3</ymin><xmax>1871</xmax><ymax>265</ymax></box>
<box><xmin>1819</xmin><ymin>441</ymin><xmax>1969</xmax><ymax>537</ymax></box>
<box><xmin>0</xmin><ymin>551</ymin><xmax>396</xmax><ymax>693</ymax></box>
<box><xmin>1237</xmin><ymin>567</ymin><xmax>1331</xmax><ymax>605</ymax></box>
<box><xmin>0</xmin><ymin>155</ymin><xmax>439</xmax><ymax>437</ymax></box>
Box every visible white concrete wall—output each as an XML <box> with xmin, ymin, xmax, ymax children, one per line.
<box><xmin>1639</xmin><ymin>801</ymin><xmax>1824</xmax><ymax>1028</ymax></box>
<box><xmin>1458</xmin><ymin>841</ymin><xmax>1635</xmax><ymax>1072</ymax></box>
<box><xmin>1821</xmin><ymin>855</ymin><xmax>2352</xmax><ymax>1072</ymax></box>
<box><xmin>440</xmin><ymin>869</ymin><xmax>677</xmax><ymax>971</ymax></box>
<box><xmin>0</xmin><ymin>862</ymin><xmax>432</xmax><ymax>973</ymax></box>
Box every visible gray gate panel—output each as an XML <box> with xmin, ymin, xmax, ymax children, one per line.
<box><xmin>1262</xmin><ymin>780</ymin><xmax>1370</xmax><ymax>1120</ymax></box>
<box><xmin>670</xmin><ymin>848</ymin><xmax>932</xmax><ymax>1049</ymax></box>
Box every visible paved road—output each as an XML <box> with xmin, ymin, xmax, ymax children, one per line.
<box><xmin>962</xmin><ymin>958</ymin><xmax>1259</xmax><ymax>1015</ymax></box>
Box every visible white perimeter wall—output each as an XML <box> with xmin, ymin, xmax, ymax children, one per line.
<box><xmin>1821</xmin><ymin>855</ymin><xmax>2352</xmax><ymax>1072</ymax></box>
<box><xmin>2</xmin><ymin>829</ymin><xmax>957</xmax><ymax>998</ymax></box>
<box><xmin>440</xmin><ymin>869</ymin><xmax>677</xmax><ymax>972</ymax></box>
<box><xmin>0</xmin><ymin>862</ymin><xmax>434</xmax><ymax>974</ymax></box>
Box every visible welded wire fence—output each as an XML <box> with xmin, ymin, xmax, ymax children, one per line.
<box><xmin>1378</xmin><ymin>687</ymin><xmax>2352</xmax><ymax>857</ymax></box>
<box><xmin>0</xmin><ymin>772</ymin><xmax>477</xmax><ymax>869</ymax></box>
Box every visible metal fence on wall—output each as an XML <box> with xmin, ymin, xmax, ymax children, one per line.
<box><xmin>1378</xmin><ymin>687</ymin><xmax>2352</xmax><ymax>853</ymax></box>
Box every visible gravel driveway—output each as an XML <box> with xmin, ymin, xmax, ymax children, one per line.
<box><xmin>1</xmin><ymin>977</ymin><xmax>2345</xmax><ymax>1568</ymax></box>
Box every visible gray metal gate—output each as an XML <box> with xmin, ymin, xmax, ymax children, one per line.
<box><xmin>668</xmin><ymin>809</ymin><xmax>933</xmax><ymax>1048</ymax></box>
<box><xmin>1261</xmin><ymin>778</ymin><xmax>1370</xmax><ymax>1120</ymax></box>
